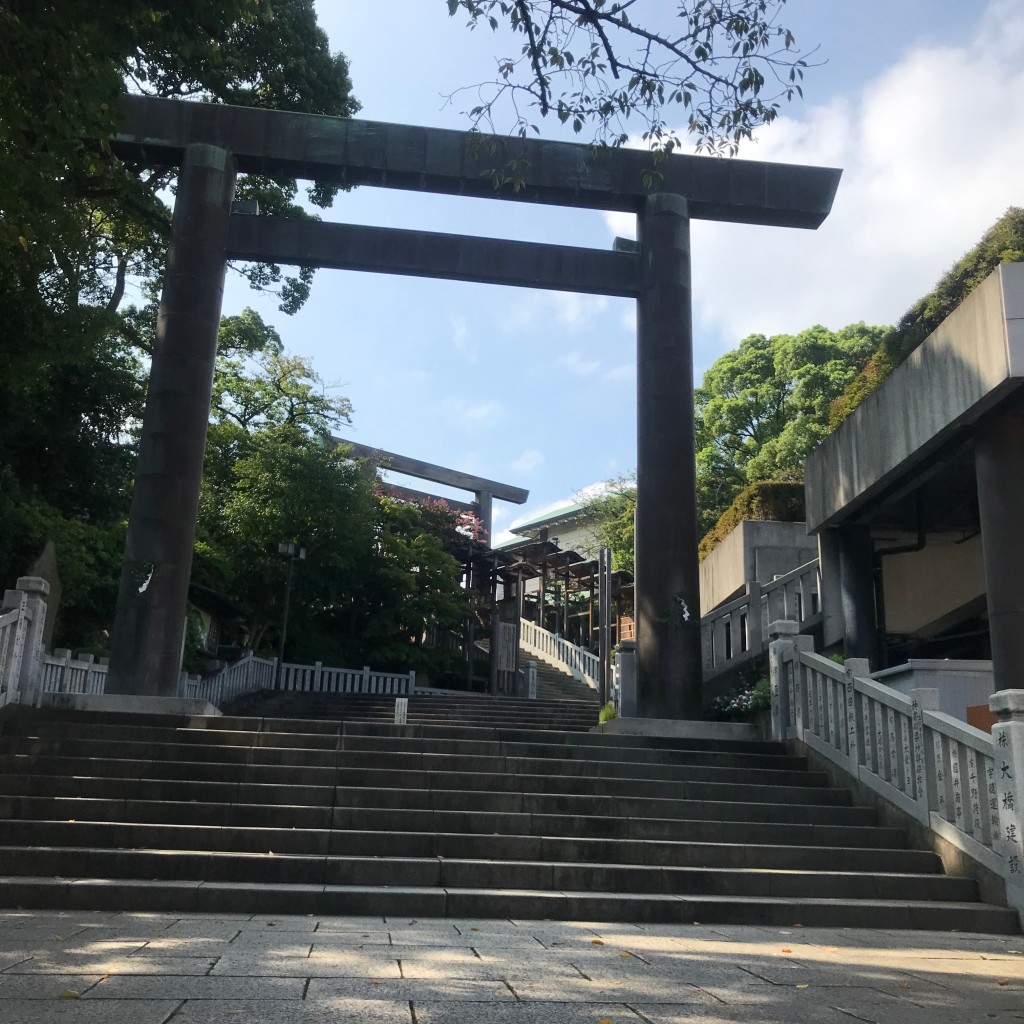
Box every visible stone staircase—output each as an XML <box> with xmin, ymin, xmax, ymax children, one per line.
<box><xmin>0</xmin><ymin>703</ymin><xmax>1017</xmax><ymax>932</ymax></box>
<box><xmin>226</xmin><ymin>690</ymin><xmax>599</xmax><ymax>731</ymax></box>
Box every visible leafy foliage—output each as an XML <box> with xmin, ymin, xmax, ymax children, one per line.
<box><xmin>830</xmin><ymin>207</ymin><xmax>1024</xmax><ymax>427</ymax></box>
<box><xmin>578</xmin><ymin>475</ymin><xmax>636</xmax><ymax>573</ymax></box>
<box><xmin>695</xmin><ymin>323</ymin><xmax>883</xmax><ymax>533</ymax></box>
<box><xmin>447</xmin><ymin>0</ymin><xmax>812</xmax><ymax>155</ymax></box>
<box><xmin>697</xmin><ymin>481</ymin><xmax>804</xmax><ymax>561</ymax></box>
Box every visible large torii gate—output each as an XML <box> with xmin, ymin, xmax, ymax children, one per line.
<box><xmin>104</xmin><ymin>95</ymin><xmax>840</xmax><ymax>717</ymax></box>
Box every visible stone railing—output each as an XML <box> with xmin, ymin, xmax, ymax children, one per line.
<box><xmin>519</xmin><ymin>618</ymin><xmax>599</xmax><ymax>690</ymax></box>
<box><xmin>0</xmin><ymin>576</ymin><xmax>414</xmax><ymax>711</ymax></box>
<box><xmin>181</xmin><ymin>655</ymin><xmax>416</xmax><ymax>707</ymax></box>
<box><xmin>702</xmin><ymin>558</ymin><xmax>821</xmax><ymax>681</ymax></box>
<box><xmin>1</xmin><ymin>577</ymin><xmax>50</xmax><ymax>708</ymax></box>
<box><xmin>768</xmin><ymin>621</ymin><xmax>1023</xmax><ymax>924</ymax></box>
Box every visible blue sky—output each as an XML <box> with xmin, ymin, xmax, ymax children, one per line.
<box><xmin>220</xmin><ymin>0</ymin><xmax>1024</xmax><ymax>543</ymax></box>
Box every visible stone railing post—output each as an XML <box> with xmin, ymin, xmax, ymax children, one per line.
<box><xmin>909</xmin><ymin>687</ymin><xmax>939</xmax><ymax>819</ymax></box>
<box><xmin>1</xmin><ymin>589</ymin><xmax>28</xmax><ymax>704</ymax></box>
<box><xmin>844</xmin><ymin>657</ymin><xmax>871</xmax><ymax>766</ymax></box>
<box><xmin>616</xmin><ymin>640</ymin><xmax>637</xmax><ymax>717</ymax></box>
<box><xmin>14</xmin><ymin>577</ymin><xmax>49</xmax><ymax>705</ymax></box>
<box><xmin>744</xmin><ymin>581</ymin><xmax>763</xmax><ymax>654</ymax></box>
<box><xmin>526</xmin><ymin>660</ymin><xmax>537</xmax><ymax>700</ymax></box>
<box><xmin>768</xmin><ymin>620</ymin><xmax>798</xmax><ymax>741</ymax></box>
<box><xmin>990</xmin><ymin>689</ymin><xmax>1024</xmax><ymax>925</ymax></box>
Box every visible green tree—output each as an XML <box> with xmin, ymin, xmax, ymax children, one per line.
<box><xmin>695</xmin><ymin>322</ymin><xmax>884</xmax><ymax>532</ymax></box>
<box><xmin>193</xmin><ymin>319</ymin><xmax>468</xmax><ymax>671</ymax></box>
<box><xmin>578</xmin><ymin>476</ymin><xmax>636</xmax><ymax>574</ymax></box>
<box><xmin>447</xmin><ymin>0</ymin><xmax>812</xmax><ymax>155</ymax></box>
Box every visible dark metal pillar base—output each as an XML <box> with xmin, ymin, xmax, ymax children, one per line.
<box><xmin>635</xmin><ymin>194</ymin><xmax>702</xmax><ymax>720</ymax></box>
<box><xmin>837</xmin><ymin>525</ymin><xmax>878</xmax><ymax>665</ymax></box>
<box><xmin>106</xmin><ymin>144</ymin><xmax>237</xmax><ymax>697</ymax></box>
<box><xmin>975</xmin><ymin>415</ymin><xmax>1024</xmax><ymax>692</ymax></box>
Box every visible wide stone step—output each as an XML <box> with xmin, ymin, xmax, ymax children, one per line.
<box><xmin>0</xmin><ymin>820</ymin><xmax>936</xmax><ymax>869</ymax></box>
<box><xmin>0</xmin><ymin>733</ymin><xmax>808</xmax><ymax>774</ymax></box>
<box><xmin>0</xmin><ymin>876</ymin><xmax>1015</xmax><ymax>932</ymax></box>
<box><xmin>0</xmin><ymin>753</ymin><xmax>831</xmax><ymax>789</ymax></box>
<box><xmin>0</xmin><ymin>769</ymin><xmax>847</xmax><ymax>807</ymax></box>
<box><xmin>0</xmin><ymin>790</ymin><xmax>878</xmax><ymax>829</ymax></box>
<box><xmin>0</xmin><ymin>847</ymin><xmax>976</xmax><ymax>902</ymax></box>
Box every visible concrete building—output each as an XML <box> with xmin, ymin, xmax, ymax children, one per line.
<box><xmin>804</xmin><ymin>261</ymin><xmax>1024</xmax><ymax>716</ymax></box>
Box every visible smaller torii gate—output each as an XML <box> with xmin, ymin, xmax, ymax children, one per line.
<box><xmin>102</xmin><ymin>96</ymin><xmax>840</xmax><ymax>717</ymax></box>
<box><xmin>331</xmin><ymin>437</ymin><xmax>528</xmax><ymax>543</ymax></box>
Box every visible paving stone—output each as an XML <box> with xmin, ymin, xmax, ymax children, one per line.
<box><xmin>0</xmin><ymin>1000</ymin><xmax>180</xmax><ymax>1024</ymax></box>
<box><xmin>168</xmin><ymin>998</ymin><xmax>413</xmax><ymax>1023</ymax></box>
<box><xmin>412</xmin><ymin>1002</ymin><xmax>638</xmax><ymax>1024</ymax></box>
<box><xmin>80</xmin><ymin>975</ymin><xmax>306</xmax><ymax>999</ymax></box>
<box><xmin>210</xmin><ymin>951</ymin><xmax>401</xmax><ymax>978</ymax></box>
<box><xmin>307</xmin><ymin>977</ymin><xmax>517</xmax><ymax>1002</ymax></box>
<box><xmin>0</xmin><ymin>975</ymin><xmax>107</xmax><ymax>999</ymax></box>
<box><xmin>4</xmin><ymin>954</ymin><xmax>217</xmax><ymax>975</ymax></box>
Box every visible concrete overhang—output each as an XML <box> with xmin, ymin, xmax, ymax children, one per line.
<box><xmin>805</xmin><ymin>263</ymin><xmax>1024</xmax><ymax>533</ymax></box>
<box><xmin>113</xmin><ymin>95</ymin><xmax>841</xmax><ymax>225</ymax></box>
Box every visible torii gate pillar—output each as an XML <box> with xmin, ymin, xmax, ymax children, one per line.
<box><xmin>105</xmin><ymin>144</ymin><xmax>237</xmax><ymax>697</ymax></box>
<box><xmin>635</xmin><ymin>195</ymin><xmax>702</xmax><ymax>718</ymax></box>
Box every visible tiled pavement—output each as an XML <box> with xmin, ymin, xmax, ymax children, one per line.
<box><xmin>0</xmin><ymin>910</ymin><xmax>1021</xmax><ymax>1023</ymax></box>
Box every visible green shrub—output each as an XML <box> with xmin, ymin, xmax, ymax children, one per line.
<box><xmin>699</xmin><ymin>481</ymin><xmax>805</xmax><ymax>561</ymax></box>
<box><xmin>598</xmin><ymin>701</ymin><xmax>618</xmax><ymax>723</ymax></box>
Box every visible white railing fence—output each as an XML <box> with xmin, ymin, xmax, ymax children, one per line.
<box><xmin>702</xmin><ymin>558</ymin><xmax>821</xmax><ymax>680</ymax></box>
<box><xmin>519</xmin><ymin>617</ymin><xmax>599</xmax><ymax>690</ymax></box>
<box><xmin>1</xmin><ymin>576</ymin><xmax>415</xmax><ymax>711</ymax></box>
<box><xmin>181</xmin><ymin>656</ymin><xmax>415</xmax><ymax>706</ymax></box>
<box><xmin>768</xmin><ymin>620</ymin><xmax>1024</xmax><ymax>922</ymax></box>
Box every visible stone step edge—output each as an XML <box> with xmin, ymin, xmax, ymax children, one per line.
<box><xmin>7</xmin><ymin>735</ymin><xmax>798</xmax><ymax>764</ymax></box>
<box><xmin>0</xmin><ymin>877</ymin><xmax>1015</xmax><ymax>932</ymax></box>
<box><xmin>0</xmin><ymin>754</ymin><xmax>828</xmax><ymax>787</ymax></box>
<box><xmin>0</xmin><ymin>790</ymin><xmax>870</xmax><ymax>819</ymax></box>
<box><xmin>0</xmin><ymin>822</ymin><xmax>927</xmax><ymax>860</ymax></box>
<box><xmin>0</xmin><ymin>846</ymin><xmax>955</xmax><ymax>884</ymax></box>
<box><xmin>0</xmin><ymin>771</ymin><xmax>842</xmax><ymax>801</ymax></box>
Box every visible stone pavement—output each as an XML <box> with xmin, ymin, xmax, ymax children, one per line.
<box><xmin>0</xmin><ymin>910</ymin><xmax>1021</xmax><ymax>1024</ymax></box>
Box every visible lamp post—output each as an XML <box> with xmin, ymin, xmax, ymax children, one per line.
<box><xmin>274</xmin><ymin>541</ymin><xmax>306</xmax><ymax>691</ymax></box>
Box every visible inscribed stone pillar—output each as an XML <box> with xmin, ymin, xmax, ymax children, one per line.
<box><xmin>106</xmin><ymin>144</ymin><xmax>237</xmax><ymax>697</ymax></box>
<box><xmin>837</xmin><ymin>524</ymin><xmax>878</xmax><ymax>666</ymax></box>
<box><xmin>976</xmin><ymin>415</ymin><xmax>1024</xmax><ymax>693</ymax></box>
<box><xmin>635</xmin><ymin>194</ymin><xmax>702</xmax><ymax>719</ymax></box>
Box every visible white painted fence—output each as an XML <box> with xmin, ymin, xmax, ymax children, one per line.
<box><xmin>769</xmin><ymin>621</ymin><xmax>1023</xmax><ymax>919</ymax></box>
<box><xmin>1</xmin><ymin>576</ymin><xmax>415</xmax><ymax>711</ymax></box>
<box><xmin>519</xmin><ymin>618</ymin><xmax>599</xmax><ymax>690</ymax></box>
<box><xmin>702</xmin><ymin>558</ymin><xmax>821</xmax><ymax>680</ymax></box>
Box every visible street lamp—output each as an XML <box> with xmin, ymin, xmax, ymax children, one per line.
<box><xmin>274</xmin><ymin>541</ymin><xmax>306</xmax><ymax>691</ymax></box>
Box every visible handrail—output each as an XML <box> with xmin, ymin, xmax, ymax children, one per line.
<box><xmin>519</xmin><ymin>618</ymin><xmax>599</xmax><ymax>690</ymax></box>
<box><xmin>770</xmin><ymin>629</ymin><xmax>1010</xmax><ymax>881</ymax></box>
<box><xmin>702</xmin><ymin>558</ymin><xmax>821</xmax><ymax>679</ymax></box>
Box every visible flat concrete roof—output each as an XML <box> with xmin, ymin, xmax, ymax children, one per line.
<box><xmin>805</xmin><ymin>263</ymin><xmax>1024</xmax><ymax>532</ymax></box>
<box><xmin>114</xmin><ymin>95</ymin><xmax>841</xmax><ymax>225</ymax></box>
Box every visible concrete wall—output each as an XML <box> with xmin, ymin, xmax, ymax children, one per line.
<box><xmin>805</xmin><ymin>263</ymin><xmax>1024</xmax><ymax>532</ymax></box>
<box><xmin>872</xmin><ymin>659</ymin><xmax>994</xmax><ymax>724</ymax></box>
<box><xmin>699</xmin><ymin>520</ymin><xmax>817</xmax><ymax>615</ymax></box>
<box><xmin>882</xmin><ymin>534</ymin><xmax>986</xmax><ymax>636</ymax></box>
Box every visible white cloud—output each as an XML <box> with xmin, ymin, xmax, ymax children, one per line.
<box><xmin>450</xmin><ymin>315</ymin><xmax>477</xmax><ymax>363</ymax></box>
<box><xmin>510</xmin><ymin>448</ymin><xmax>544</xmax><ymax>474</ymax></box>
<box><xmin>443</xmin><ymin>397</ymin><xmax>506</xmax><ymax>424</ymax></box>
<box><xmin>604</xmin><ymin>0</ymin><xmax>1024</xmax><ymax>370</ymax></box>
<box><xmin>604</xmin><ymin>363</ymin><xmax>634</xmax><ymax>383</ymax></box>
<box><xmin>549</xmin><ymin>292</ymin><xmax>609</xmax><ymax>330</ymax></box>
<box><xmin>557</xmin><ymin>350</ymin><xmax>601</xmax><ymax>376</ymax></box>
